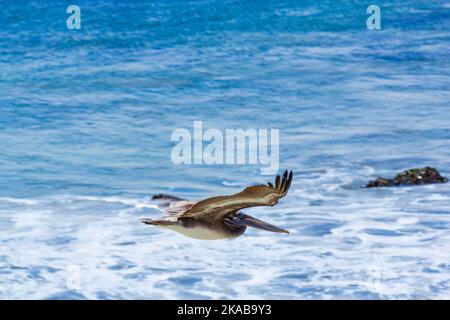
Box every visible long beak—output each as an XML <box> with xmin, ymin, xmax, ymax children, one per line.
<box><xmin>231</xmin><ymin>213</ymin><xmax>289</xmax><ymax>234</ymax></box>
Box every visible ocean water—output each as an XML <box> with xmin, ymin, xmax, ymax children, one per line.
<box><xmin>0</xmin><ymin>0</ymin><xmax>450</xmax><ymax>299</ymax></box>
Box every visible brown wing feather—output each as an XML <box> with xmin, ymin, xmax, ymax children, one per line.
<box><xmin>164</xmin><ymin>200</ymin><xmax>197</xmax><ymax>215</ymax></box>
<box><xmin>181</xmin><ymin>170</ymin><xmax>293</xmax><ymax>221</ymax></box>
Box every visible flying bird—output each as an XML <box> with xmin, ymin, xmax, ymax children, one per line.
<box><xmin>140</xmin><ymin>170</ymin><xmax>293</xmax><ymax>240</ymax></box>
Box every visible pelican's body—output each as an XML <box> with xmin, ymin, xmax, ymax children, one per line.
<box><xmin>141</xmin><ymin>170</ymin><xmax>293</xmax><ymax>240</ymax></box>
<box><xmin>162</xmin><ymin>218</ymin><xmax>246</xmax><ymax>240</ymax></box>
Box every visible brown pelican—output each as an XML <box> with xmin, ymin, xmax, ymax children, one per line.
<box><xmin>140</xmin><ymin>170</ymin><xmax>293</xmax><ymax>240</ymax></box>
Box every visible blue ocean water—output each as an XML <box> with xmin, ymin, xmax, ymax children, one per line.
<box><xmin>0</xmin><ymin>0</ymin><xmax>449</xmax><ymax>299</ymax></box>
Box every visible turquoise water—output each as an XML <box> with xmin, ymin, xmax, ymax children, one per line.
<box><xmin>0</xmin><ymin>0</ymin><xmax>449</xmax><ymax>299</ymax></box>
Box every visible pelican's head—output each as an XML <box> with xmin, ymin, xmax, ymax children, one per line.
<box><xmin>226</xmin><ymin>212</ymin><xmax>289</xmax><ymax>234</ymax></box>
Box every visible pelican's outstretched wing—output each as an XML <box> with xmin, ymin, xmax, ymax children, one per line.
<box><xmin>182</xmin><ymin>170</ymin><xmax>293</xmax><ymax>221</ymax></box>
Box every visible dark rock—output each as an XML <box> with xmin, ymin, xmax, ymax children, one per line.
<box><xmin>365</xmin><ymin>167</ymin><xmax>448</xmax><ymax>188</ymax></box>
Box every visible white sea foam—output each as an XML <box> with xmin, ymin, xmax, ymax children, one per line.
<box><xmin>1</xmin><ymin>171</ymin><xmax>449</xmax><ymax>299</ymax></box>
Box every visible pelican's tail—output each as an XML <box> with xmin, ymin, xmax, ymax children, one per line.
<box><xmin>140</xmin><ymin>218</ymin><xmax>176</xmax><ymax>227</ymax></box>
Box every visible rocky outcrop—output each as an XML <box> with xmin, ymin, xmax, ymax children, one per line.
<box><xmin>365</xmin><ymin>167</ymin><xmax>448</xmax><ymax>188</ymax></box>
